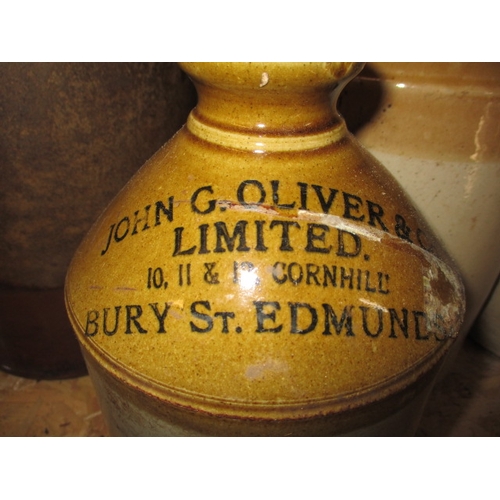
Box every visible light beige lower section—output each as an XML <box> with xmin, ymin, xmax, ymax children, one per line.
<box><xmin>85</xmin><ymin>357</ymin><xmax>433</xmax><ymax>437</ymax></box>
<box><xmin>1</xmin><ymin>336</ymin><xmax>498</xmax><ymax>436</ymax></box>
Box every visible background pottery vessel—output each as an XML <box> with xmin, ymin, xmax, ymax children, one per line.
<box><xmin>474</xmin><ymin>278</ymin><xmax>500</xmax><ymax>357</ymax></box>
<box><xmin>0</xmin><ymin>63</ymin><xmax>196</xmax><ymax>379</ymax></box>
<box><xmin>338</xmin><ymin>62</ymin><xmax>500</xmax><ymax>358</ymax></box>
<box><xmin>65</xmin><ymin>62</ymin><xmax>465</xmax><ymax>436</ymax></box>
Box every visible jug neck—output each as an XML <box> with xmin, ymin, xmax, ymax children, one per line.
<box><xmin>179</xmin><ymin>62</ymin><xmax>363</xmax><ymax>152</ymax></box>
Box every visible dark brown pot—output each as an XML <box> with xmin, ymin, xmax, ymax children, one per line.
<box><xmin>0</xmin><ymin>63</ymin><xmax>196</xmax><ymax>379</ymax></box>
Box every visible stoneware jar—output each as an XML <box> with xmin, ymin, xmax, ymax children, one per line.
<box><xmin>338</xmin><ymin>63</ymin><xmax>500</xmax><ymax>357</ymax></box>
<box><xmin>0</xmin><ymin>63</ymin><xmax>196</xmax><ymax>379</ymax></box>
<box><xmin>65</xmin><ymin>62</ymin><xmax>465</xmax><ymax>436</ymax></box>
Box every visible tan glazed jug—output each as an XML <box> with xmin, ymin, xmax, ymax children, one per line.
<box><xmin>65</xmin><ymin>62</ymin><xmax>465</xmax><ymax>436</ymax></box>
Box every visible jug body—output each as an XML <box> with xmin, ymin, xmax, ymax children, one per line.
<box><xmin>65</xmin><ymin>63</ymin><xmax>464</xmax><ymax>435</ymax></box>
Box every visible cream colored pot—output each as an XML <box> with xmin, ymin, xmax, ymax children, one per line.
<box><xmin>339</xmin><ymin>63</ymin><xmax>500</xmax><ymax>356</ymax></box>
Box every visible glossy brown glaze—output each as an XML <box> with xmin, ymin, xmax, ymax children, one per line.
<box><xmin>66</xmin><ymin>63</ymin><xmax>465</xmax><ymax>435</ymax></box>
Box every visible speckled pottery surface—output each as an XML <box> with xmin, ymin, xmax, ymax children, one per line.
<box><xmin>65</xmin><ymin>63</ymin><xmax>465</xmax><ymax>436</ymax></box>
<box><xmin>339</xmin><ymin>63</ymin><xmax>500</xmax><ymax>356</ymax></box>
